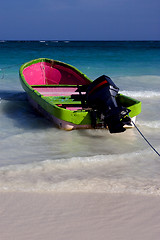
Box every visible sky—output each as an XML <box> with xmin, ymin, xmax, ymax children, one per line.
<box><xmin>0</xmin><ymin>0</ymin><xmax>160</xmax><ymax>40</ymax></box>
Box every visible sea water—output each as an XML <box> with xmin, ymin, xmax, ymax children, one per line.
<box><xmin>0</xmin><ymin>41</ymin><xmax>160</xmax><ymax>194</ymax></box>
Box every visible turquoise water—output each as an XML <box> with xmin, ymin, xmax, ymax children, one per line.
<box><xmin>0</xmin><ymin>41</ymin><xmax>160</xmax><ymax>194</ymax></box>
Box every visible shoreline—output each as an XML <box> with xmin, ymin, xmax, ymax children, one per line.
<box><xmin>1</xmin><ymin>192</ymin><xmax>160</xmax><ymax>240</ymax></box>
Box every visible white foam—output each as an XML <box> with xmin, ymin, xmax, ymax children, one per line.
<box><xmin>138</xmin><ymin>120</ymin><xmax>160</xmax><ymax>129</ymax></box>
<box><xmin>120</xmin><ymin>90</ymin><xmax>160</xmax><ymax>99</ymax></box>
<box><xmin>0</xmin><ymin>150</ymin><xmax>160</xmax><ymax>195</ymax></box>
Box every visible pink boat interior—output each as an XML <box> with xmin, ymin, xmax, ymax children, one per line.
<box><xmin>23</xmin><ymin>61</ymin><xmax>90</xmax><ymax>110</ymax></box>
<box><xmin>23</xmin><ymin>61</ymin><xmax>90</xmax><ymax>86</ymax></box>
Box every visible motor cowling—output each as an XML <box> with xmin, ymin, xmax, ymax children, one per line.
<box><xmin>86</xmin><ymin>75</ymin><xmax>131</xmax><ymax>133</ymax></box>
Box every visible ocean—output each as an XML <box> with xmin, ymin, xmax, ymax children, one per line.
<box><xmin>0</xmin><ymin>41</ymin><xmax>160</xmax><ymax>195</ymax></box>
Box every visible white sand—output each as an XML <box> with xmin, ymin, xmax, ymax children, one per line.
<box><xmin>0</xmin><ymin>192</ymin><xmax>160</xmax><ymax>240</ymax></box>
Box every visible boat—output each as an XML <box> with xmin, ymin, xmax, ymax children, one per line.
<box><xmin>19</xmin><ymin>58</ymin><xmax>141</xmax><ymax>133</ymax></box>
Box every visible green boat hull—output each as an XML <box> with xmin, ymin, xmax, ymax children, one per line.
<box><xmin>19</xmin><ymin>58</ymin><xmax>141</xmax><ymax>130</ymax></box>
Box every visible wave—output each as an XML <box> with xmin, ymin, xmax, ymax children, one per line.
<box><xmin>118</xmin><ymin>75</ymin><xmax>160</xmax><ymax>81</ymax></box>
<box><xmin>0</xmin><ymin>150</ymin><xmax>160</xmax><ymax>195</ymax></box>
<box><xmin>120</xmin><ymin>90</ymin><xmax>160</xmax><ymax>99</ymax></box>
<box><xmin>138</xmin><ymin>120</ymin><xmax>160</xmax><ymax>129</ymax></box>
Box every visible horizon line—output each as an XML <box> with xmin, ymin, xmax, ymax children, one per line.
<box><xmin>0</xmin><ymin>39</ymin><xmax>160</xmax><ymax>42</ymax></box>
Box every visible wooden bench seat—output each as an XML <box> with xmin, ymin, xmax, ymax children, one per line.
<box><xmin>32</xmin><ymin>85</ymin><xmax>87</xmax><ymax>97</ymax></box>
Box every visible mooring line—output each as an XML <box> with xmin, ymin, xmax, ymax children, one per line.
<box><xmin>132</xmin><ymin>120</ymin><xmax>160</xmax><ymax>157</ymax></box>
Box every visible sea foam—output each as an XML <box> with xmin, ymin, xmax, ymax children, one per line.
<box><xmin>138</xmin><ymin>120</ymin><xmax>160</xmax><ymax>129</ymax></box>
<box><xmin>0</xmin><ymin>149</ymin><xmax>160</xmax><ymax>195</ymax></box>
<box><xmin>120</xmin><ymin>90</ymin><xmax>160</xmax><ymax>99</ymax></box>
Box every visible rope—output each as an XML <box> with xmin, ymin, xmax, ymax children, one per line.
<box><xmin>132</xmin><ymin>120</ymin><xmax>160</xmax><ymax>157</ymax></box>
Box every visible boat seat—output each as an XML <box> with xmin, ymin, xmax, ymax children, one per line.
<box><xmin>31</xmin><ymin>84</ymin><xmax>85</xmax><ymax>87</ymax></box>
<box><xmin>32</xmin><ymin>85</ymin><xmax>87</xmax><ymax>98</ymax></box>
<box><xmin>42</xmin><ymin>96</ymin><xmax>82</xmax><ymax>105</ymax></box>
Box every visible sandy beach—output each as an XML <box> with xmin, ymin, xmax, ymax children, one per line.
<box><xmin>1</xmin><ymin>192</ymin><xmax>160</xmax><ymax>240</ymax></box>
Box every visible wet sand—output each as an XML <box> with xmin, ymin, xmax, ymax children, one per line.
<box><xmin>1</xmin><ymin>192</ymin><xmax>160</xmax><ymax>240</ymax></box>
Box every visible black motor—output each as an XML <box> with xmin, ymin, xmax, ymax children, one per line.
<box><xmin>86</xmin><ymin>75</ymin><xmax>131</xmax><ymax>133</ymax></box>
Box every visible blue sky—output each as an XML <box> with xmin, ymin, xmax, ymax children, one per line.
<box><xmin>0</xmin><ymin>0</ymin><xmax>160</xmax><ymax>40</ymax></box>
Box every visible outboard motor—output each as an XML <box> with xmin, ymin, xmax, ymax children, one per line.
<box><xmin>86</xmin><ymin>75</ymin><xmax>131</xmax><ymax>133</ymax></box>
